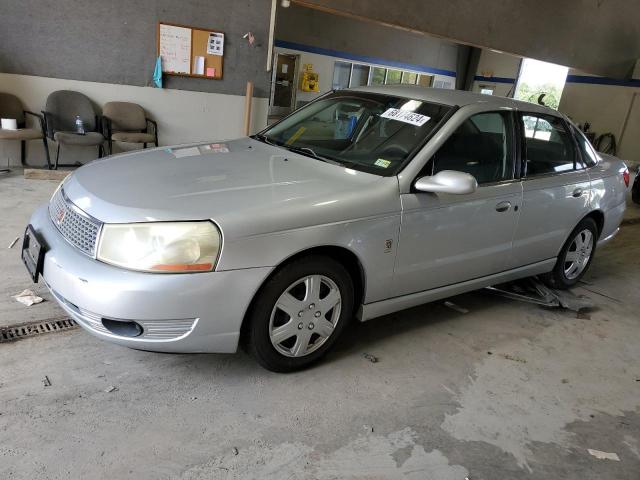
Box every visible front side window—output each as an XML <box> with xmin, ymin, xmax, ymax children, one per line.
<box><xmin>429</xmin><ymin>112</ymin><xmax>514</xmax><ymax>184</ymax></box>
<box><xmin>257</xmin><ymin>92</ymin><xmax>453</xmax><ymax>176</ymax></box>
<box><xmin>521</xmin><ymin>114</ymin><xmax>576</xmax><ymax>176</ymax></box>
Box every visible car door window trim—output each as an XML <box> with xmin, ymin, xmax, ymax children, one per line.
<box><xmin>518</xmin><ymin>111</ymin><xmax>580</xmax><ymax>180</ymax></box>
<box><xmin>411</xmin><ymin>109</ymin><xmax>517</xmax><ymax>189</ymax></box>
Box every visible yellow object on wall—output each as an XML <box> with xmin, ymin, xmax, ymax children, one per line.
<box><xmin>300</xmin><ymin>71</ymin><xmax>319</xmax><ymax>92</ymax></box>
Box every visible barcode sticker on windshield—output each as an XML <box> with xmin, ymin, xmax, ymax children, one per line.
<box><xmin>380</xmin><ymin>108</ymin><xmax>430</xmax><ymax>127</ymax></box>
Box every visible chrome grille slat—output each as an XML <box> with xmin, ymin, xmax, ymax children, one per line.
<box><xmin>49</xmin><ymin>188</ymin><xmax>102</xmax><ymax>256</ymax></box>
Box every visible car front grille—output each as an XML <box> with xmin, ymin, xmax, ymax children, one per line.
<box><xmin>49</xmin><ymin>188</ymin><xmax>103</xmax><ymax>256</ymax></box>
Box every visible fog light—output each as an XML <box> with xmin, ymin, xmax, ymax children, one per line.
<box><xmin>102</xmin><ymin>318</ymin><xmax>143</xmax><ymax>337</ymax></box>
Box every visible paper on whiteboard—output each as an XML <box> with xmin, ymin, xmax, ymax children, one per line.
<box><xmin>380</xmin><ymin>108</ymin><xmax>430</xmax><ymax>127</ymax></box>
<box><xmin>159</xmin><ymin>24</ymin><xmax>191</xmax><ymax>74</ymax></box>
<box><xmin>207</xmin><ymin>32</ymin><xmax>224</xmax><ymax>56</ymax></box>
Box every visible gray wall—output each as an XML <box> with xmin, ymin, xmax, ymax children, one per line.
<box><xmin>294</xmin><ymin>0</ymin><xmax>640</xmax><ymax>79</ymax></box>
<box><xmin>276</xmin><ymin>4</ymin><xmax>457</xmax><ymax>72</ymax></box>
<box><xmin>0</xmin><ymin>0</ymin><xmax>272</xmax><ymax>97</ymax></box>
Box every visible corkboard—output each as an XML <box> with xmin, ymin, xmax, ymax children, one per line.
<box><xmin>157</xmin><ymin>22</ymin><xmax>224</xmax><ymax>80</ymax></box>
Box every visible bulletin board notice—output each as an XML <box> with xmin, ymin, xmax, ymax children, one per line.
<box><xmin>157</xmin><ymin>22</ymin><xmax>224</xmax><ymax>79</ymax></box>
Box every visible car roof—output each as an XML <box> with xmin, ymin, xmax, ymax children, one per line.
<box><xmin>350</xmin><ymin>84</ymin><xmax>560</xmax><ymax>116</ymax></box>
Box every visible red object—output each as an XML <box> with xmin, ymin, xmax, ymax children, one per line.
<box><xmin>623</xmin><ymin>168</ymin><xmax>630</xmax><ymax>188</ymax></box>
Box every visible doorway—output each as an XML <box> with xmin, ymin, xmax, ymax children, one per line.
<box><xmin>514</xmin><ymin>58</ymin><xmax>569</xmax><ymax>110</ymax></box>
<box><xmin>269</xmin><ymin>53</ymin><xmax>299</xmax><ymax>118</ymax></box>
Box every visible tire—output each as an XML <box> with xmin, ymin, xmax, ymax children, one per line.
<box><xmin>246</xmin><ymin>256</ymin><xmax>354</xmax><ymax>372</ymax></box>
<box><xmin>542</xmin><ymin>217</ymin><xmax>598</xmax><ymax>289</ymax></box>
<box><xmin>632</xmin><ymin>177</ymin><xmax>640</xmax><ymax>205</ymax></box>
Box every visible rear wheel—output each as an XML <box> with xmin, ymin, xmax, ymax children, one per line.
<box><xmin>542</xmin><ymin>217</ymin><xmax>598</xmax><ymax>289</ymax></box>
<box><xmin>246</xmin><ymin>256</ymin><xmax>354</xmax><ymax>372</ymax></box>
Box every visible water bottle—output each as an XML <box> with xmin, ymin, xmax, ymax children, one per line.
<box><xmin>75</xmin><ymin>115</ymin><xmax>85</xmax><ymax>135</ymax></box>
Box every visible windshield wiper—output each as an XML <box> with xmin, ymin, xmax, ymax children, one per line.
<box><xmin>283</xmin><ymin>145</ymin><xmax>345</xmax><ymax>166</ymax></box>
<box><xmin>252</xmin><ymin>133</ymin><xmax>277</xmax><ymax>146</ymax></box>
<box><xmin>284</xmin><ymin>145</ymin><xmax>322</xmax><ymax>159</ymax></box>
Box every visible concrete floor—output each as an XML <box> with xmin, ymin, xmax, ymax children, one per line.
<box><xmin>1</xmin><ymin>168</ymin><xmax>640</xmax><ymax>479</ymax></box>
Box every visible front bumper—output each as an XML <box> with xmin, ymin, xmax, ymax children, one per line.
<box><xmin>29</xmin><ymin>204</ymin><xmax>272</xmax><ymax>353</ymax></box>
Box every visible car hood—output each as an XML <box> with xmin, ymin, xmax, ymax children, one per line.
<box><xmin>62</xmin><ymin>138</ymin><xmax>398</xmax><ymax>238</ymax></box>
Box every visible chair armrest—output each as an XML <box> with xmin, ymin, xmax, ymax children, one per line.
<box><xmin>24</xmin><ymin>110</ymin><xmax>45</xmax><ymax>133</ymax></box>
<box><xmin>41</xmin><ymin>111</ymin><xmax>55</xmax><ymax>139</ymax></box>
<box><xmin>102</xmin><ymin>116</ymin><xmax>113</xmax><ymax>139</ymax></box>
<box><xmin>146</xmin><ymin>118</ymin><xmax>159</xmax><ymax>146</ymax></box>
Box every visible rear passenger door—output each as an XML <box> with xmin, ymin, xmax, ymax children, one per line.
<box><xmin>511</xmin><ymin>112</ymin><xmax>591</xmax><ymax>267</ymax></box>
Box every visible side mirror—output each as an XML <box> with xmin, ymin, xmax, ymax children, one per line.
<box><xmin>414</xmin><ymin>170</ymin><xmax>478</xmax><ymax>195</ymax></box>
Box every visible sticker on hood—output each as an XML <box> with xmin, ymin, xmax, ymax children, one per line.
<box><xmin>380</xmin><ymin>108</ymin><xmax>431</xmax><ymax>127</ymax></box>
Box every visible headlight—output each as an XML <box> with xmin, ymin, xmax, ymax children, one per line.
<box><xmin>96</xmin><ymin>221</ymin><xmax>221</xmax><ymax>273</ymax></box>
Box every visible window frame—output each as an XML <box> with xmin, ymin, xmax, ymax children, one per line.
<box><xmin>415</xmin><ymin>109</ymin><xmax>519</xmax><ymax>188</ymax></box>
<box><xmin>518</xmin><ymin>111</ymin><xmax>580</xmax><ymax>179</ymax></box>
<box><xmin>569</xmin><ymin>123</ymin><xmax>599</xmax><ymax>168</ymax></box>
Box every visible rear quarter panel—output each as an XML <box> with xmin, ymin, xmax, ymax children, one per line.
<box><xmin>588</xmin><ymin>154</ymin><xmax>627</xmax><ymax>239</ymax></box>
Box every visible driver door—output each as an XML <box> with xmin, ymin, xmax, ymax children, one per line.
<box><xmin>393</xmin><ymin>111</ymin><xmax>523</xmax><ymax>297</ymax></box>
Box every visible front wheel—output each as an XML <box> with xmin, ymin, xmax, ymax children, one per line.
<box><xmin>542</xmin><ymin>217</ymin><xmax>598</xmax><ymax>289</ymax></box>
<box><xmin>246</xmin><ymin>256</ymin><xmax>354</xmax><ymax>372</ymax></box>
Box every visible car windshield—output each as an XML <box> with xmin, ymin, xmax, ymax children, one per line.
<box><xmin>256</xmin><ymin>91</ymin><xmax>453</xmax><ymax>176</ymax></box>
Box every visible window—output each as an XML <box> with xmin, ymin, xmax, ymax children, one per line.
<box><xmin>332</xmin><ymin>61</ymin><xmax>351</xmax><ymax>90</ymax></box>
<box><xmin>385</xmin><ymin>69</ymin><xmax>402</xmax><ymax>84</ymax></box>
<box><xmin>351</xmin><ymin>64</ymin><xmax>370</xmax><ymax>87</ymax></box>
<box><xmin>402</xmin><ymin>72</ymin><xmax>418</xmax><ymax>84</ymax></box>
<box><xmin>521</xmin><ymin>114</ymin><xmax>576</xmax><ymax>176</ymax></box>
<box><xmin>570</xmin><ymin>124</ymin><xmax>599</xmax><ymax>167</ymax></box>
<box><xmin>430</xmin><ymin>112</ymin><xmax>514</xmax><ymax>184</ymax></box>
<box><xmin>332</xmin><ymin>61</ymin><xmax>427</xmax><ymax>89</ymax></box>
<box><xmin>259</xmin><ymin>92</ymin><xmax>453</xmax><ymax>176</ymax></box>
<box><xmin>371</xmin><ymin>67</ymin><xmax>386</xmax><ymax>85</ymax></box>
<box><xmin>417</xmin><ymin>75</ymin><xmax>433</xmax><ymax>87</ymax></box>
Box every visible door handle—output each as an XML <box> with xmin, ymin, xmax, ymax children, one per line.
<box><xmin>572</xmin><ymin>188</ymin><xmax>583</xmax><ymax>198</ymax></box>
<box><xmin>495</xmin><ymin>201</ymin><xmax>511</xmax><ymax>212</ymax></box>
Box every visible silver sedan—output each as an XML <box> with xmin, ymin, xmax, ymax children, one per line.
<box><xmin>23</xmin><ymin>86</ymin><xmax>629</xmax><ymax>371</ymax></box>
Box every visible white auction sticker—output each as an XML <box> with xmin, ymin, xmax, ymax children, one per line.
<box><xmin>380</xmin><ymin>108</ymin><xmax>430</xmax><ymax>127</ymax></box>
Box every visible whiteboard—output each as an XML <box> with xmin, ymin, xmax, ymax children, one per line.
<box><xmin>159</xmin><ymin>24</ymin><xmax>191</xmax><ymax>74</ymax></box>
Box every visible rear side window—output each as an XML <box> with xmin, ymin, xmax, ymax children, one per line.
<box><xmin>521</xmin><ymin>114</ymin><xmax>576</xmax><ymax>176</ymax></box>
<box><xmin>430</xmin><ymin>111</ymin><xmax>514</xmax><ymax>184</ymax></box>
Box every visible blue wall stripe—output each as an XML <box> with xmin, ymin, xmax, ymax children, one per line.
<box><xmin>566</xmin><ymin>75</ymin><xmax>640</xmax><ymax>88</ymax></box>
<box><xmin>473</xmin><ymin>75</ymin><xmax>516</xmax><ymax>84</ymax></box>
<box><xmin>274</xmin><ymin>39</ymin><xmax>457</xmax><ymax>78</ymax></box>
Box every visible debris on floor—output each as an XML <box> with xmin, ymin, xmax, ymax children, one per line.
<box><xmin>43</xmin><ymin>376</ymin><xmax>52</xmax><ymax>387</ymax></box>
<box><xmin>363</xmin><ymin>425</ymin><xmax>374</xmax><ymax>433</ymax></box>
<box><xmin>500</xmin><ymin>353</ymin><xmax>527</xmax><ymax>364</ymax></box>
<box><xmin>363</xmin><ymin>353</ymin><xmax>378</xmax><ymax>363</ymax></box>
<box><xmin>12</xmin><ymin>289</ymin><xmax>44</xmax><ymax>306</ymax></box>
<box><xmin>232</xmin><ymin>447</ymin><xmax>239</xmax><ymax>456</ymax></box>
<box><xmin>485</xmin><ymin>277</ymin><xmax>594</xmax><ymax>312</ymax></box>
<box><xmin>587</xmin><ymin>449</ymin><xmax>620</xmax><ymax>461</ymax></box>
<box><xmin>104</xmin><ymin>386</ymin><xmax>118</xmax><ymax>393</ymax></box>
<box><xmin>443</xmin><ymin>301</ymin><xmax>469</xmax><ymax>314</ymax></box>
<box><xmin>7</xmin><ymin>236</ymin><xmax>20</xmax><ymax>249</ymax></box>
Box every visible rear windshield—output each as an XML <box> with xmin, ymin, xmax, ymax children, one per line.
<box><xmin>257</xmin><ymin>91</ymin><xmax>453</xmax><ymax>176</ymax></box>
